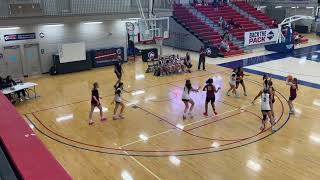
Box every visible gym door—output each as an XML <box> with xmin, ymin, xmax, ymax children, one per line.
<box><xmin>3</xmin><ymin>46</ymin><xmax>23</xmax><ymax>79</ymax></box>
<box><xmin>24</xmin><ymin>44</ymin><xmax>41</xmax><ymax>75</ymax></box>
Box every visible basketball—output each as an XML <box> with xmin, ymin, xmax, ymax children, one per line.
<box><xmin>287</xmin><ymin>75</ymin><xmax>293</xmax><ymax>81</ymax></box>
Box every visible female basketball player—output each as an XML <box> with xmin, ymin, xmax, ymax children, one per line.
<box><xmin>203</xmin><ymin>78</ymin><xmax>221</xmax><ymax>116</ymax></box>
<box><xmin>226</xmin><ymin>72</ymin><xmax>239</xmax><ymax>98</ymax></box>
<box><xmin>112</xmin><ymin>82</ymin><xmax>125</xmax><ymax>120</ymax></box>
<box><xmin>182</xmin><ymin>80</ymin><xmax>201</xmax><ymax>119</ymax></box>
<box><xmin>234</xmin><ymin>67</ymin><xmax>247</xmax><ymax>96</ymax></box>
<box><xmin>252</xmin><ymin>80</ymin><xmax>276</xmax><ymax>132</ymax></box>
<box><xmin>268</xmin><ymin>80</ymin><xmax>276</xmax><ymax>118</ymax></box>
<box><xmin>88</xmin><ymin>82</ymin><xmax>107</xmax><ymax>125</ymax></box>
<box><xmin>114</xmin><ymin>56</ymin><xmax>123</xmax><ymax>85</ymax></box>
<box><xmin>286</xmin><ymin>77</ymin><xmax>298</xmax><ymax>114</ymax></box>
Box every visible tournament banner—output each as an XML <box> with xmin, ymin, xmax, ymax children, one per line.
<box><xmin>94</xmin><ymin>47</ymin><xmax>124</xmax><ymax>64</ymax></box>
<box><xmin>4</xmin><ymin>33</ymin><xmax>36</xmax><ymax>41</ymax></box>
<box><xmin>244</xmin><ymin>29</ymin><xmax>279</xmax><ymax>46</ymax></box>
<box><xmin>90</xmin><ymin>47</ymin><xmax>124</xmax><ymax>68</ymax></box>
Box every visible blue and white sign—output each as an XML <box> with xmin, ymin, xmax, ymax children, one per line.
<box><xmin>244</xmin><ymin>29</ymin><xmax>279</xmax><ymax>46</ymax></box>
<box><xmin>4</xmin><ymin>33</ymin><xmax>36</xmax><ymax>41</ymax></box>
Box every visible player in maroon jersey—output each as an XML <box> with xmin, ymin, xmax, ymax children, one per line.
<box><xmin>203</xmin><ymin>78</ymin><xmax>221</xmax><ymax>116</ymax></box>
<box><xmin>286</xmin><ymin>77</ymin><xmax>298</xmax><ymax>114</ymax></box>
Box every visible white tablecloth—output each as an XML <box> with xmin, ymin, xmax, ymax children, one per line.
<box><xmin>1</xmin><ymin>82</ymin><xmax>38</xmax><ymax>95</ymax></box>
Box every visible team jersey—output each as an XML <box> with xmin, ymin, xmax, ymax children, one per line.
<box><xmin>91</xmin><ymin>89</ymin><xmax>99</xmax><ymax>105</ymax></box>
<box><xmin>290</xmin><ymin>85</ymin><xmax>297</xmax><ymax>98</ymax></box>
<box><xmin>115</xmin><ymin>88</ymin><xmax>122</xmax><ymax>103</ymax></box>
<box><xmin>182</xmin><ymin>87</ymin><xmax>190</xmax><ymax>100</ymax></box>
<box><xmin>204</xmin><ymin>84</ymin><xmax>216</xmax><ymax>98</ymax></box>
<box><xmin>229</xmin><ymin>73</ymin><xmax>236</xmax><ymax>85</ymax></box>
<box><xmin>261</xmin><ymin>92</ymin><xmax>271</xmax><ymax>111</ymax></box>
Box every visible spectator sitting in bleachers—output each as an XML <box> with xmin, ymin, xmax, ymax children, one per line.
<box><xmin>219</xmin><ymin>17</ymin><xmax>226</xmax><ymax>28</ymax></box>
<box><xmin>224</xmin><ymin>23</ymin><xmax>231</xmax><ymax>31</ymax></box>
<box><xmin>272</xmin><ymin>19</ymin><xmax>278</xmax><ymax>28</ymax></box>
<box><xmin>219</xmin><ymin>39</ymin><xmax>230</xmax><ymax>52</ymax></box>
<box><xmin>228</xmin><ymin>18</ymin><xmax>235</xmax><ymax>26</ymax></box>
<box><xmin>201</xmin><ymin>0</ymin><xmax>208</xmax><ymax>6</ymax></box>
<box><xmin>234</xmin><ymin>22</ymin><xmax>243</xmax><ymax>30</ymax></box>
<box><xmin>212</xmin><ymin>0</ymin><xmax>218</xmax><ymax>8</ymax></box>
<box><xmin>222</xmin><ymin>30</ymin><xmax>231</xmax><ymax>41</ymax></box>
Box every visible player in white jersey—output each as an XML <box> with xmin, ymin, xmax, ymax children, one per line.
<box><xmin>182</xmin><ymin>79</ymin><xmax>201</xmax><ymax>120</ymax></box>
<box><xmin>112</xmin><ymin>82</ymin><xmax>125</xmax><ymax>120</ymax></box>
<box><xmin>226</xmin><ymin>72</ymin><xmax>239</xmax><ymax>98</ymax></box>
<box><xmin>252</xmin><ymin>80</ymin><xmax>276</xmax><ymax>132</ymax></box>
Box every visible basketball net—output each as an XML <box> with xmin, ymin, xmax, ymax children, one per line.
<box><xmin>154</xmin><ymin>37</ymin><xmax>164</xmax><ymax>55</ymax></box>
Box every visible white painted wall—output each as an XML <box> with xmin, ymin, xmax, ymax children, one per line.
<box><xmin>0</xmin><ymin>20</ymin><xmax>127</xmax><ymax>73</ymax></box>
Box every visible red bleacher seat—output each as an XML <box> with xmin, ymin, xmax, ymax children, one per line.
<box><xmin>173</xmin><ymin>4</ymin><xmax>244</xmax><ymax>57</ymax></box>
<box><xmin>193</xmin><ymin>4</ymin><xmax>263</xmax><ymax>42</ymax></box>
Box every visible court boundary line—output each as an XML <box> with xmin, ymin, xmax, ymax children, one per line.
<box><xmin>118</xmin><ymin>147</ymin><xmax>162</xmax><ymax>180</ymax></box>
<box><xmin>28</xmin><ymin>76</ymin><xmax>285</xmax><ymax>149</ymax></box>
<box><xmin>28</xmin><ymin>90</ymin><xmax>284</xmax><ymax>152</ymax></box>
<box><xmin>23</xmin><ymin>69</ymin><xmax>230</xmax><ymax>116</ymax></box>
<box><xmin>22</xmin><ymin>75</ymin><xmax>291</xmax><ymax>156</ymax></box>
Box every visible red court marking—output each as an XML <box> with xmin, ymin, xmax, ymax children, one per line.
<box><xmin>30</xmin><ymin>93</ymin><xmax>285</xmax><ymax>154</ymax></box>
<box><xmin>185</xmin><ymin>112</ymin><xmax>241</xmax><ymax>131</ymax></box>
<box><xmin>26</xmin><ymin>73</ymin><xmax>287</xmax><ymax>155</ymax></box>
<box><xmin>25</xmin><ymin>69</ymin><xmax>229</xmax><ymax>115</ymax></box>
<box><xmin>0</xmin><ymin>93</ymin><xmax>71</xmax><ymax>180</ymax></box>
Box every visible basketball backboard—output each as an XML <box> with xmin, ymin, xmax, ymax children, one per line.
<box><xmin>138</xmin><ymin>17</ymin><xmax>169</xmax><ymax>42</ymax></box>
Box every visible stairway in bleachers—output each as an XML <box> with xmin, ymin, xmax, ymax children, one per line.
<box><xmin>233</xmin><ymin>1</ymin><xmax>274</xmax><ymax>28</ymax></box>
<box><xmin>193</xmin><ymin>4</ymin><xmax>262</xmax><ymax>41</ymax></box>
<box><xmin>173</xmin><ymin>4</ymin><xmax>244</xmax><ymax>57</ymax></box>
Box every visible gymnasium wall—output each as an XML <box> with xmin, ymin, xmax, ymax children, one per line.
<box><xmin>0</xmin><ymin>0</ymin><xmax>171</xmax><ymax>17</ymax></box>
<box><xmin>265</xmin><ymin>7</ymin><xmax>315</xmax><ymax>32</ymax></box>
<box><xmin>163</xmin><ymin>17</ymin><xmax>204</xmax><ymax>52</ymax></box>
<box><xmin>0</xmin><ymin>19</ymin><xmax>128</xmax><ymax>74</ymax></box>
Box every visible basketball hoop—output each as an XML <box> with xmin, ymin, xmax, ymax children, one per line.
<box><xmin>154</xmin><ymin>36</ymin><xmax>164</xmax><ymax>55</ymax></box>
<box><xmin>154</xmin><ymin>36</ymin><xmax>164</xmax><ymax>46</ymax></box>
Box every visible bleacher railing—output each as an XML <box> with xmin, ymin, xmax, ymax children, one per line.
<box><xmin>0</xmin><ymin>0</ymin><xmax>172</xmax><ymax>18</ymax></box>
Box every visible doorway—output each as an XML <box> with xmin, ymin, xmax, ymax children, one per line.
<box><xmin>3</xmin><ymin>45</ymin><xmax>23</xmax><ymax>79</ymax></box>
<box><xmin>24</xmin><ymin>44</ymin><xmax>41</xmax><ymax>75</ymax></box>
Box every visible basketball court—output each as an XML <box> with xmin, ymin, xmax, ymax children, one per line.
<box><xmin>1</xmin><ymin>1</ymin><xmax>320</xmax><ymax>180</ymax></box>
<box><xmin>14</xmin><ymin>45</ymin><xmax>320</xmax><ymax>179</ymax></box>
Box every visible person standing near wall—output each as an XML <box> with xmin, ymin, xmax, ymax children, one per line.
<box><xmin>198</xmin><ymin>46</ymin><xmax>206</xmax><ymax>71</ymax></box>
<box><xmin>114</xmin><ymin>56</ymin><xmax>123</xmax><ymax>87</ymax></box>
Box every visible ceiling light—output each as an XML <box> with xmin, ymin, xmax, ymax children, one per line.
<box><xmin>83</xmin><ymin>22</ymin><xmax>103</xmax><ymax>25</ymax></box>
<box><xmin>0</xmin><ymin>27</ymin><xmax>20</xmax><ymax>30</ymax></box>
<box><xmin>275</xmin><ymin>6</ymin><xmax>282</xmax><ymax>8</ymax></box>
<box><xmin>43</xmin><ymin>24</ymin><xmax>64</xmax><ymax>27</ymax></box>
<box><xmin>306</xmin><ymin>6</ymin><xmax>314</xmax><ymax>9</ymax></box>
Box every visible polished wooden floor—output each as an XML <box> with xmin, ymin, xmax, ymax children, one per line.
<box><xmin>17</xmin><ymin>53</ymin><xmax>320</xmax><ymax>180</ymax></box>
